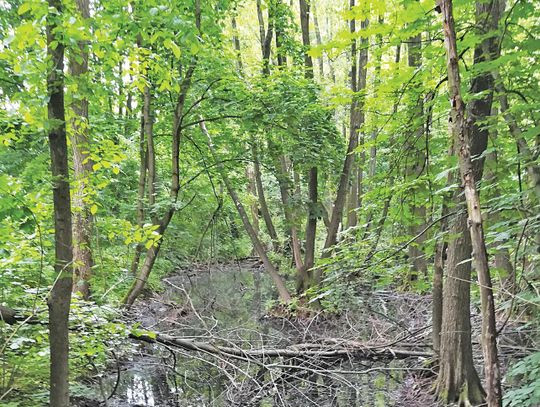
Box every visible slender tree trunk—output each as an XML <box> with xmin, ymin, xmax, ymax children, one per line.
<box><xmin>437</xmin><ymin>1</ymin><xmax>502</xmax><ymax>405</ymax></box>
<box><xmin>130</xmin><ymin>28</ymin><xmax>149</xmax><ymax>275</ymax></box>
<box><xmin>231</xmin><ymin>15</ymin><xmax>244</xmax><ymax>73</ymax></box>
<box><xmin>431</xmin><ymin>91</ymin><xmax>450</xmax><ymax>357</ymax></box>
<box><xmin>123</xmin><ymin>0</ymin><xmax>200</xmax><ymax>306</ymax></box>
<box><xmin>130</xmin><ymin>90</ymin><xmax>149</xmax><ymax>275</ymax></box>
<box><xmin>123</xmin><ymin>62</ymin><xmax>195</xmax><ymax>308</ymax></box>
<box><xmin>274</xmin><ymin>153</ymin><xmax>303</xmax><ymax>270</ymax></box>
<box><xmin>144</xmin><ymin>85</ymin><xmax>158</xmax><ymax>225</ymax></box>
<box><xmin>202</xmin><ymin>121</ymin><xmax>291</xmax><ymax>303</ymax></box>
<box><xmin>299</xmin><ymin>0</ymin><xmax>318</xmax><ymax>290</ymax></box>
<box><xmin>70</xmin><ymin>0</ymin><xmax>93</xmax><ymax>299</ymax></box>
<box><xmin>253</xmin><ymin>144</ymin><xmax>280</xmax><ymax>249</ymax></box>
<box><xmin>257</xmin><ymin>0</ymin><xmax>274</xmax><ymax>75</ymax></box>
<box><xmin>311</xmin><ymin>3</ymin><xmax>325</xmax><ymax>79</ymax></box>
<box><xmin>323</xmin><ymin>5</ymin><xmax>368</xmax><ymax>256</ymax></box>
<box><xmin>272</xmin><ymin>9</ymin><xmax>303</xmax><ymax>271</ymax></box>
<box><xmin>406</xmin><ymin>33</ymin><xmax>427</xmax><ymax>284</ymax></box>
<box><xmin>232</xmin><ymin>12</ymin><xmax>260</xmax><ymax>253</ymax></box>
<box><xmin>47</xmin><ymin>1</ymin><xmax>74</xmax><ymax>404</ymax></box>
<box><xmin>344</xmin><ymin>5</ymin><xmax>359</xmax><ymax>230</ymax></box>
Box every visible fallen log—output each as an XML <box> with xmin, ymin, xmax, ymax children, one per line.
<box><xmin>129</xmin><ymin>331</ymin><xmax>432</xmax><ymax>361</ymax></box>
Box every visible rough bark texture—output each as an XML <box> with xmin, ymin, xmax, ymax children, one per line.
<box><xmin>70</xmin><ymin>0</ymin><xmax>93</xmax><ymax>299</ymax></box>
<box><xmin>47</xmin><ymin>1</ymin><xmax>74</xmax><ymax>405</ymax></box>
<box><xmin>202</xmin><ymin>121</ymin><xmax>291</xmax><ymax>303</ymax></box>
<box><xmin>437</xmin><ymin>1</ymin><xmax>502</xmax><ymax>405</ymax></box>
<box><xmin>432</xmin><ymin>134</ymin><xmax>454</xmax><ymax>357</ymax></box>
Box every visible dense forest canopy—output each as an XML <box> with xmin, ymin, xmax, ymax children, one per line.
<box><xmin>0</xmin><ymin>0</ymin><xmax>538</xmax><ymax>405</ymax></box>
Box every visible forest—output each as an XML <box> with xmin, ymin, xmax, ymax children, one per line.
<box><xmin>0</xmin><ymin>0</ymin><xmax>539</xmax><ymax>406</ymax></box>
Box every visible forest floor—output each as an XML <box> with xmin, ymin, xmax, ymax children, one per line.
<box><xmin>78</xmin><ymin>260</ymin><xmax>534</xmax><ymax>406</ymax></box>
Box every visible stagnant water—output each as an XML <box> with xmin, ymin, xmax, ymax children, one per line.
<box><xmin>91</xmin><ymin>260</ymin><xmax>433</xmax><ymax>407</ymax></box>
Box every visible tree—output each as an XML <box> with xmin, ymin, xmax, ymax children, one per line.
<box><xmin>47</xmin><ymin>0</ymin><xmax>74</xmax><ymax>404</ymax></box>
<box><xmin>70</xmin><ymin>0</ymin><xmax>94</xmax><ymax>299</ymax></box>
<box><xmin>436</xmin><ymin>0</ymin><xmax>502</xmax><ymax>404</ymax></box>
<box><xmin>123</xmin><ymin>1</ymin><xmax>201</xmax><ymax>307</ymax></box>
<box><xmin>322</xmin><ymin>1</ymin><xmax>368</xmax><ymax>255</ymax></box>
<box><xmin>298</xmin><ymin>0</ymin><xmax>318</xmax><ymax>291</ymax></box>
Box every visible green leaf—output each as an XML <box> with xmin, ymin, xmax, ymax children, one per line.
<box><xmin>18</xmin><ymin>3</ymin><xmax>31</xmax><ymax>15</ymax></box>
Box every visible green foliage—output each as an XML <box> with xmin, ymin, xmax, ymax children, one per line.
<box><xmin>504</xmin><ymin>351</ymin><xmax>540</xmax><ymax>407</ymax></box>
<box><xmin>0</xmin><ymin>0</ymin><xmax>539</xmax><ymax>403</ymax></box>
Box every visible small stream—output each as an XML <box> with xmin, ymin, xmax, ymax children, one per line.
<box><xmin>93</xmin><ymin>260</ymin><xmax>432</xmax><ymax>406</ymax></box>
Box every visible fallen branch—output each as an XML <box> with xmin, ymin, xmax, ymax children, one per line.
<box><xmin>129</xmin><ymin>331</ymin><xmax>432</xmax><ymax>362</ymax></box>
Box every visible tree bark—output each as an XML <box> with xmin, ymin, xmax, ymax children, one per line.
<box><xmin>437</xmin><ymin>1</ymin><xmax>502</xmax><ymax>405</ymax></box>
<box><xmin>70</xmin><ymin>0</ymin><xmax>94</xmax><ymax>299</ymax></box>
<box><xmin>201</xmin><ymin>121</ymin><xmax>291</xmax><ymax>303</ymax></box>
<box><xmin>47</xmin><ymin>1</ymin><xmax>74</xmax><ymax>405</ymax></box>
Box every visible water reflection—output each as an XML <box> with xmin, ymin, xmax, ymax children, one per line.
<box><xmin>125</xmin><ymin>373</ymin><xmax>155</xmax><ymax>406</ymax></box>
<box><xmin>102</xmin><ymin>262</ymin><xmax>429</xmax><ymax>406</ymax></box>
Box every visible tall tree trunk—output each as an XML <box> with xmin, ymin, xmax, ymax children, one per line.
<box><xmin>124</xmin><ymin>3</ymin><xmax>201</xmax><ymax>306</ymax></box>
<box><xmin>432</xmin><ymin>159</ymin><xmax>453</xmax><ymax>356</ymax></box>
<box><xmin>130</xmin><ymin>89</ymin><xmax>149</xmax><ymax>275</ymax></box>
<box><xmin>70</xmin><ymin>0</ymin><xmax>93</xmax><ymax>299</ymax></box>
<box><xmin>436</xmin><ymin>1</ymin><xmax>502</xmax><ymax>405</ymax></box>
<box><xmin>123</xmin><ymin>62</ymin><xmax>196</xmax><ymax>308</ymax></box>
<box><xmin>299</xmin><ymin>0</ymin><xmax>318</xmax><ymax>291</ymax></box>
<box><xmin>130</xmin><ymin>29</ymin><xmax>149</xmax><ymax>275</ymax></box>
<box><xmin>323</xmin><ymin>4</ymin><xmax>367</xmax><ymax>256</ymax></box>
<box><xmin>201</xmin><ymin>121</ymin><xmax>291</xmax><ymax>303</ymax></box>
<box><xmin>47</xmin><ymin>0</ymin><xmax>74</xmax><ymax>405</ymax></box>
<box><xmin>254</xmin><ymin>0</ymin><xmax>281</xmax><ymax>251</ymax></box>
<box><xmin>272</xmin><ymin>7</ymin><xmax>303</xmax><ymax>271</ymax></box>
<box><xmin>406</xmin><ymin>33</ymin><xmax>427</xmax><ymax>284</ymax></box>
<box><xmin>232</xmin><ymin>12</ymin><xmax>261</xmax><ymax>253</ymax></box>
